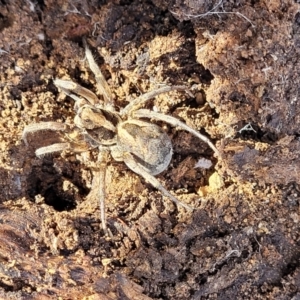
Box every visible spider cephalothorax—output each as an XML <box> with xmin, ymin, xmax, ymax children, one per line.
<box><xmin>22</xmin><ymin>41</ymin><xmax>220</xmax><ymax>235</ymax></box>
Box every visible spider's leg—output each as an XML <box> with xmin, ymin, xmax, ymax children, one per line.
<box><xmin>83</xmin><ymin>40</ymin><xmax>113</xmax><ymax>107</ymax></box>
<box><xmin>22</xmin><ymin>121</ymin><xmax>66</xmax><ymax>145</ymax></box>
<box><xmin>123</xmin><ymin>152</ymin><xmax>193</xmax><ymax>211</ymax></box>
<box><xmin>133</xmin><ymin>109</ymin><xmax>221</xmax><ymax>157</ymax></box>
<box><xmin>35</xmin><ymin>142</ymin><xmax>70</xmax><ymax>157</ymax></box>
<box><xmin>89</xmin><ymin>150</ymin><xmax>111</xmax><ymax>236</ymax></box>
<box><xmin>98</xmin><ymin>151</ymin><xmax>109</xmax><ymax>235</ymax></box>
<box><xmin>34</xmin><ymin>138</ymin><xmax>91</xmax><ymax>157</ymax></box>
<box><xmin>54</xmin><ymin>78</ymin><xmax>98</xmax><ymax>105</ymax></box>
<box><xmin>121</xmin><ymin>85</ymin><xmax>193</xmax><ymax>116</ymax></box>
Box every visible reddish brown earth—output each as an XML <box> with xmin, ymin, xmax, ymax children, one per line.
<box><xmin>0</xmin><ymin>0</ymin><xmax>300</xmax><ymax>299</ymax></box>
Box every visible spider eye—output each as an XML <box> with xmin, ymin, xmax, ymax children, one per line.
<box><xmin>81</xmin><ymin>117</ymin><xmax>95</xmax><ymax>129</ymax></box>
<box><xmin>83</xmin><ymin>118</ymin><xmax>91</xmax><ymax>123</ymax></box>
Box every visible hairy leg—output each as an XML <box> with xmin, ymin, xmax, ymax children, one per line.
<box><xmin>121</xmin><ymin>85</ymin><xmax>193</xmax><ymax>116</ymax></box>
<box><xmin>83</xmin><ymin>39</ymin><xmax>113</xmax><ymax>107</ymax></box>
<box><xmin>98</xmin><ymin>151</ymin><xmax>109</xmax><ymax>235</ymax></box>
<box><xmin>35</xmin><ymin>142</ymin><xmax>70</xmax><ymax>157</ymax></box>
<box><xmin>123</xmin><ymin>152</ymin><xmax>193</xmax><ymax>211</ymax></box>
<box><xmin>133</xmin><ymin>109</ymin><xmax>221</xmax><ymax>157</ymax></box>
<box><xmin>22</xmin><ymin>121</ymin><xmax>66</xmax><ymax>145</ymax></box>
<box><xmin>88</xmin><ymin>150</ymin><xmax>111</xmax><ymax>236</ymax></box>
<box><xmin>54</xmin><ymin>78</ymin><xmax>99</xmax><ymax>106</ymax></box>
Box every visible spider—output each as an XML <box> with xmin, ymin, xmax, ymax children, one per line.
<box><xmin>22</xmin><ymin>41</ymin><xmax>220</xmax><ymax>235</ymax></box>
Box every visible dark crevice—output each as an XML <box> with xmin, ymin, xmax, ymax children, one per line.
<box><xmin>26</xmin><ymin>160</ymin><xmax>89</xmax><ymax>212</ymax></box>
<box><xmin>0</xmin><ymin>11</ymin><xmax>14</xmax><ymax>31</ymax></box>
<box><xmin>235</xmin><ymin>120</ymin><xmax>278</xmax><ymax>143</ymax></box>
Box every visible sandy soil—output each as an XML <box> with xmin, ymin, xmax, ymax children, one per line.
<box><xmin>0</xmin><ymin>0</ymin><xmax>300</xmax><ymax>299</ymax></box>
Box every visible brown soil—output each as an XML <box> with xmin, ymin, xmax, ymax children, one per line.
<box><xmin>0</xmin><ymin>0</ymin><xmax>300</xmax><ymax>299</ymax></box>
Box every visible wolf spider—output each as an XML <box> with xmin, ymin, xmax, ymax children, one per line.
<box><xmin>22</xmin><ymin>41</ymin><xmax>220</xmax><ymax>235</ymax></box>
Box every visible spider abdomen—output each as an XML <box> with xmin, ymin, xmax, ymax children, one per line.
<box><xmin>117</xmin><ymin>120</ymin><xmax>172</xmax><ymax>175</ymax></box>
